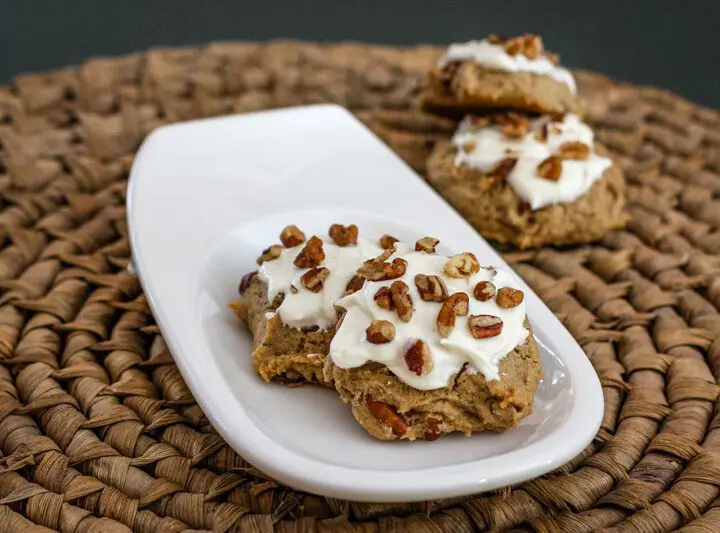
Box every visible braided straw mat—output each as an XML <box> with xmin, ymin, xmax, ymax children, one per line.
<box><xmin>0</xmin><ymin>40</ymin><xmax>719</xmax><ymax>533</ymax></box>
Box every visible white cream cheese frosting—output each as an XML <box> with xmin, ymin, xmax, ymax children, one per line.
<box><xmin>329</xmin><ymin>250</ymin><xmax>529</xmax><ymax>390</ymax></box>
<box><xmin>452</xmin><ymin>113</ymin><xmax>613</xmax><ymax>210</ymax></box>
<box><xmin>439</xmin><ymin>39</ymin><xmax>576</xmax><ymax>94</ymax></box>
<box><xmin>258</xmin><ymin>237</ymin><xmax>385</xmax><ymax>330</ymax></box>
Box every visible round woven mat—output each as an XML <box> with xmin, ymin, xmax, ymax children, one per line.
<box><xmin>0</xmin><ymin>41</ymin><xmax>719</xmax><ymax>533</ymax></box>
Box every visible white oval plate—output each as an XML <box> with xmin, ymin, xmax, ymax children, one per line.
<box><xmin>127</xmin><ymin>104</ymin><xmax>603</xmax><ymax>502</ymax></box>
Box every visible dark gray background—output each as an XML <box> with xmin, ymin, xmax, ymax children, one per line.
<box><xmin>2</xmin><ymin>1</ymin><xmax>718</xmax><ymax>108</ymax></box>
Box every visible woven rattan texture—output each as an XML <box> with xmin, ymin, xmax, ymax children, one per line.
<box><xmin>0</xmin><ymin>40</ymin><xmax>719</xmax><ymax>533</ymax></box>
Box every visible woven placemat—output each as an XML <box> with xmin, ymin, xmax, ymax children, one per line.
<box><xmin>0</xmin><ymin>40</ymin><xmax>719</xmax><ymax>533</ymax></box>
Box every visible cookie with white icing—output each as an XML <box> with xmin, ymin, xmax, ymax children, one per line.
<box><xmin>426</xmin><ymin>112</ymin><xmax>627</xmax><ymax>249</ymax></box>
<box><xmin>232</xmin><ymin>224</ymin><xmax>389</xmax><ymax>386</ymax></box>
<box><xmin>324</xmin><ymin>238</ymin><xmax>542</xmax><ymax>441</ymax></box>
<box><xmin>420</xmin><ymin>34</ymin><xmax>582</xmax><ymax>116</ymax></box>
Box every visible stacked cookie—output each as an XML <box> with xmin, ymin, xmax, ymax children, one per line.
<box><xmin>420</xmin><ymin>34</ymin><xmax>628</xmax><ymax>249</ymax></box>
<box><xmin>233</xmin><ymin>224</ymin><xmax>541</xmax><ymax>441</ymax></box>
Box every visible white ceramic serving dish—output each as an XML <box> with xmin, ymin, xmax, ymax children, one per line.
<box><xmin>127</xmin><ymin>104</ymin><xmax>603</xmax><ymax>502</ymax></box>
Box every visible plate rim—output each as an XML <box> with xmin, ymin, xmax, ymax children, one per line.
<box><xmin>127</xmin><ymin>103</ymin><xmax>603</xmax><ymax>502</ymax></box>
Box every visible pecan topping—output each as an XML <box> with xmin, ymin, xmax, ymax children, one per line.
<box><xmin>496</xmin><ymin>287</ymin><xmax>524</xmax><ymax>308</ymax></box>
<box><xmin>473</xmin><ymin>281</ymin><xmax>496</xmax><ymax>301</ymax></box>
<box><xmin>468</xmin><ymin>315</ymin><xmax>504</xmax><ymax>339</ymax></box>
<box><xmin>556</xmin><ymin>141</ymin><xmax>590</xmax><ymax>161</ymax></box>
<box><xmin>367</xmin><ymin>399</ymin><xmax>407</xmax><ymax>437</ymax></box>
<box><xmin>415</xmin><ymin>237</ymin><xmax>439</xmax><ymax>253</ymax></box>
<box><xmin>239</xmin><ymin>271</ymin><xmax>258</xmax><ymax>294</ymax></box>
<box><xmin>390</xmin><ymin>280</ymin><xmax>413</xmax><ymax>322</ymax></box>
<box><xmin>462</xmin><ymin>139</ymin><xmax>477</xmax><ymax>153</ymax></box>
<box><xmin>344</xmin><ymin>275</ymin><xmax>365</xmax><ymax>295</ymax></box>
<box><xmin>357</xmin><ymin>258</ymin><xmax>407</xmax><ymax>281</ymax></box>
<box><xmin>293</xmin><ymin>236</ymin><xmax>325</xmax><ymax>268</ymax></box>
<box><xmin>436</xmin><ymin>292</ymin><xmax>469</xmax><ymax>338</ymax></box>
<box><xmin>374</xmin><ymin>248</ymin><xmax>394</xmax><ymax>262</ymax></box>
<box><xmin>366</xmin><ymin>320</ymin><xmax>396</xmax><ymax>344</ymax></box>
<box><xmin>500</xmin><ymin>113</ymin><xmax>530</xmax><ymax>139</ymax></box>
<box><xmin>503</xmin><ymin>34</ymin><xmax>543</xmax><ymax>59</ymax></box>
<box><xmin>403</xmin><ymin>339</ymin><xmax>433</xmax><ymax>376</ymax></box>
<box><xmin>414</xmin><ymin>274</ymin><xmax>448</xmax><ymax>302</ymax></box>
<box><xmin>379</xmin><ymin>234</ymin><xmax>399</xmax><ymax>250</ymax></box>
<box><xmin>444</xmin><ymin>253</ymin><xmax>480</xmax><ymax>278</ymax></box>
<box><xmin>534</xmin><ymin>123</ymin><xmax>548</xmax><ymax>143</ymax></box>
<box><xmin>257</xmin><ymin>245</ymin><xmax>282</xmax><ymax>265</ymax></box>
<box><xmin>373</xmin><ymin>286</ymin><xmax>393</xmax><ymax>310</ymax></box>
<box><xmin>279</xmin><ymin>225</ymin><xmax>306</xmax><ymax>248</ymax></box>
<box><xmin>300</xmin><ymin>267</ymin><xmax>329</xmax><ymax>293</ymax></box>
<box><xmin>328</xmin><ymin>224</ymin><xmax>358</xmax><ymax>246</ymax></box>
<box><xmin>289</xmin><ymin>284</ymin><xmax>298</xmax><ymax>294</ymax></box>
<box><xmin>487</xmin><ymin>33</ymin><xmax>505</xmax><ymax>44</ymax></box>
<box><xmin>537</xmin><ymin>155</ymin><xmax>563</xmax><ymax>181</ymax></box>
<box><xmin>487</xmin><ymin>157</ymin><xmax>518</xmax><ymax>182</ymax></box>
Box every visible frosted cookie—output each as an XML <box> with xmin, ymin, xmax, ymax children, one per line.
<box><xmin>426</xmin><ymin>112</ymin><xmax>627</xmax><ymax>249</ymax></box>
<box><xmin>324</xmin><ymin>238</ymin><xmax>541</xmax><ymax>441</ymax></box>
<box><xmin>420</xmin><ymin>34</ymin><xmax>581</xmax><ymax>116</ymax></box>
<box><xmin>233</xmin><ymin>224</ymin><xmax>389</xmax><ymax>386</ymax></box>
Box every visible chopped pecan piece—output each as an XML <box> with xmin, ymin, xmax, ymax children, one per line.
<box><xmin>537</xmin><ymin>156</ymin><xmax>563</xmax><ymax>181</ymax></box>
<box><xmin>374</xmin><ymin>248</ymin><xmax>394</xmax><ymax>262</ymax></box>
<box><xmin>503</xmin><ymin>34</ymin><xmax>543</xmax><ymax>59</ymax></box>
<box><xmin>557</xmin><ymin>141</ymin><xmax>590</xmax><ymax>160</ymax></box>
<box><xmin>373</xmin><ymin>286</ymin><xmax>394</xmax><ymax>310</ymax></box>
<box><xmin>415</xmin><ymin>237</ymin><xmax>439</xmax><ymax>253</ymax></box>
<box><xmin>366</xmin><ymin>399</ymin><xmax>407</xmax><ymax>437</ymax></box>
<box><xmin>503</xmin><ymin>37</ymin><xmax>523</xmax><ymax>56</ymax></box>
<box><xmin>500</xmin><ymin>113</ymin><xmax>530</xmax><ymax>139</ymax></box>
<box><xmin>436</xmin><ymin>292</ymin><xmax>470</xmax><ymax>338</ymax></box>
<box><xmin>344</xmin><ymin>275</ymin><xmax>365</xmax><ymax>295</ymax></box>
<box><xmin>357</xmin><ymin>258</ymin><xmax>407</xmax><ymax>281</ymax></box>
<box><xmin>534</xmin><ymin>123</ymin><xmax>548</xmax><ymax>143</ymax></box>
<box><xmin>366</xmin><ymin>320</ymin><xmax>396</xmax><ymax>344</ymax></box>
<box><xmin>496</xmin><ymin>287</ymin><xmax>524</xmax><ymax>308</ymax></box>
<box><xmin>521</xmin><ymin>34</ymin><xmax>543</xmax><ymax>59</ymax></box>
<box><xmin>328</xmin><ymin>224</ymin><xmax>359</xmax><ymax>246</ymax></box>
<box><xmin>403</xmin><ymin>339</ymin><xmax>433</xmax><ymax>376</ymax></box>
<box><xmin>487</xmin><ymin>33</ymin><xmax>506</xmax><ymax>44</ymax></box>
<box><xmin>468</xmin><ymin>315</ymin><xmax>504</xmax><ymax>339</ymax></box>
<box><xmin>390</xmin><ymin>280</ymin><xmax>413</xmax><ymax>322</ymax></box>
<box><xmin>425</xmin><ymin>416</ymin><xmax>442</xmax><ymax>441</ymax></box>
<box><xmin>300</xmin><ymin>267</ymin><xmax>329</xmax><ymax>293</ymax></box>
<box><xmin>444</xmin><ymin>253</ymin><xmax>480</xmax><ymax>278</ymax></box>
<box><xmin>379</xmin><ymin>234</ymin><xmax>399</xmax><ymax>250</ymax></box>
<box><xmin>473</xmin><ymin>281</ymin><xmax>496</xmax><ymax>301</ymax></box>
<box><xmin>257</xmin><ymin>245</ymin><xmax>282</xmax><ymax>265</ymax></box>
<box><xmin>279</xmin><ymin>225</ymin><xmax>306</xmax><ymax>248</ymax></box>
<box><xmin>414</xmin><ymin>274</ymin><xmax>448</xmax><ymax>302</ymax></box>
<box><xmin>293</xmin><ymin>236</ymin><xmax>325</xmax><ymax>268</ymax></box>
<box><xmin>487</xmin><ymin>157</ymin><xmax>518</xmax><ymax>182</ymax></box>
<box><xmin>239</xmin><ymin>271</ymin><xmax>258</xmax><ymax>294</ymax></box>
<box><xmin>546</xmin><ymin>52</ymin><xmax>560</xmax><ymax>65</ymax></box>
<box><xmin>462</xmin><ymin>139</ymin><xmax>477</xmax><ymax>153</ymax></box>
